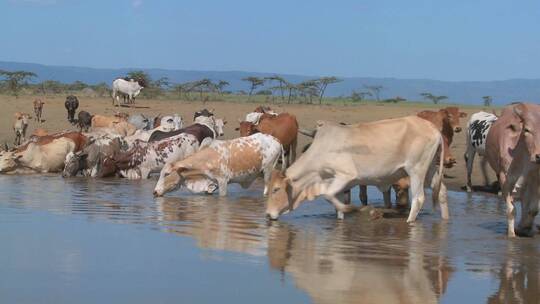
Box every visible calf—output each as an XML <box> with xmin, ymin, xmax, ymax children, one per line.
<box><xmin>65</xmin><ymin>95</ymin><xmax>79</xmax><ymax>123</ymax></box>
<box><xmin>237</xmin><ymin>112</ymin><xmax>298</xmax><ymax>170</ymax></box>
<box><xmin>153</xmin><ymin>133</ymin><xmax>282</xmax><ymax>197</ymax></box>
<box><xmin>33</xmin><ymin>99</ymin><xmax>45</xmax><ymax>123</ymax></box>
<box><xmin>77</xmin><ymin>111</ymin><xmax>93</xmax><ymax>132</ymax></box>
<box><xmin>485</xmin><ymin>103</ymin><xmax>540</xmax><ymax>237</ymax></box>
<box><xmin>13</xmin><ymin>112</ymin><xmax>31</xmax><ymax>146</ymax></box>
<box><xmin>464</xmin><ymin>111</ymin><xmax>498</xmax><ymax>192</ymax></box>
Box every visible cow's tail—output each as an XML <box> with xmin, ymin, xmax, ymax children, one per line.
<box><xmin>431</xmin><ymin>134</ymin><xmax>445</xmax><ymax>207</ymax></box>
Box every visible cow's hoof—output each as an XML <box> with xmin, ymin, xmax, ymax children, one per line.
<box><xmin>515</xmin><ymin>227</ymin><xmax>534</xmax><ymax>237</ymax></box>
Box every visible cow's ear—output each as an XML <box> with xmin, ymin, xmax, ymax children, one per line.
<box><xmin>513</xmin><ymin>103</ymin><xmax>525</xmax><ymax>121</ymax></box>
<box><xmin>14</xmin><ymin>155</ymin><xmax>23</xmax><ymax>162</ymax></box>
<box><xmin>459</xmin><ymin>112</ymin><xmax>467</xmax><ymax>118</ymax></box>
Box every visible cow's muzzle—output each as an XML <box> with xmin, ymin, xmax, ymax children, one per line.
<box><xmin>454</xmin><ymin>127</ymin><xmax>462</xmax><ymax>133</ymax></box>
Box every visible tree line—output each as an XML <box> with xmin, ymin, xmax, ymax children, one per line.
<box><xmin>0</xmin><ymin>69</ymin><xmax>495</xmax><ymax>106</ymax></box>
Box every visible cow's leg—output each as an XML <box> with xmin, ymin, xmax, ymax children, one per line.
<box><xmin>381</xmin><ymin>186</ymin><xmax>392</xmax><ymax>208</ymax></box>
<box><xmin>500</xmin><ymin>172</ymin><xmax>518</xmax><ymax>237</ymax></box>
<box><xmin>280</xmin><ymin>147</ymin><xmax>287</xmax><ymax>172</ymax></box>
<box><xmin>406</xmin><ymin>173</ymin><xmax>426</xmax><ymax>223</ymax></box>
<box><xmin>343</xmin><ymin>189</ymin><xmax>351</xmax><ymax>204</ymax></box>
<box><xmin>428</xmin><ymin>165</ymin><xmax>449</xmax><ymax>220</ymax></box>
<box><xmin>263</xmin><ymin>168</ymin><xmax>272</xmax><ymax>196</ymax></box>
<box><xmin>480</xmin><ymin>157</ymin><xmax>489</xmax><ymax>187</ymax></box>
<box><xmin>464</xmin><ymin>145</ymin><xmax>476</xmax><ymax>192</ymax></box>
<box><xmin>218</xmin><ymin>179</ymin><xmax>228</xmax><ymax>196</ymax></box>
<box><xmin>359</xmin><ymin>185</ymin><xmax>368</xmax><ymax>205</ymax></box>
<box><xmin>322</xmin><ymin>177</ymin><xmax>356</xmax><ymax>219</ymax></box>
<box><xmin>290</xmin><ymin>138</ymin><xmax>297</xmax><ymax>165</ymax></box>
<box><xmin>516</xmin><ymin>175</ymin><xmax>537</xmax><ymax>237</ymax></box>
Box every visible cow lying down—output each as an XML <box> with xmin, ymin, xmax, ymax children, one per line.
<box><xmin>153</xmin><ymin>133</ymin><xmax>282</xmax><ymax>197</ymax></box>
<box><xmin>265</xmin><ymin>117</ymin><xmax>448</xmax><ymax>223</ymax></box>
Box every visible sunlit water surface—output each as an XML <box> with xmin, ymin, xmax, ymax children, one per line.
<box><xmin>1</xmin><ymin>175</ymin><xmax>539</xmax><ymax>304</ymax></box>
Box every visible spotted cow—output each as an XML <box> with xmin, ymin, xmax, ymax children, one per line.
<box><xmin>153</xmin><ymin>133</ymin><xmax>282</xmax><ymax>197</ymax></box>
<box><xmin>464</xmin><ymin>111</ymin><xmax>498</xmax><ymax>192</ymax></box>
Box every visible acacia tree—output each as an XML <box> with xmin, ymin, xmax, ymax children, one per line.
<box><xmin>126</xmin><ymin>70</ymin><xmax>150</xmax><ymax>88</ymax></box>
<box><xmin>0</xmin><ymin>70</ymin><xmax>37</xmax><ymax>97</ymax></box>
<box><xmin>420</xmin><ymin>92</ymin><xmax>448</xmax><ymax>104</ymax></box>
<box><xmin>242</xmin><ymin>76</ymin><xmax>265</xmax><ymax>100</ymax></box>
<box><xmin>351</xmin><ymin>91</ymin><xmax>372</xmax><ymax>102</ymax></box>
<box><xmin>363</xmin><ymin>85</ymin><xmax>383</xmax><ymax>101</ymax></box>
<box><xmin>297</xmin><ymin>80</ymin><xmax>319</xmax><ymax>104</ymax></box>
<box><xmin>216</xmin><ymin>80</ymin><xmax>230</xmax><ymax>95</ymax></box>
<box><xmin>317</xmin><ymin>76</ymin><xmax>341</xmax><ymax>104</ymax></box>
<box><xmin>264</xmin><ymin>75</ymin><xmax>288</xmax><ymax>101</ymax></box>
<box><xmin>483</xmin><ymin>96</ymin><xmax>493</xmax><ymax>107</ymax></box>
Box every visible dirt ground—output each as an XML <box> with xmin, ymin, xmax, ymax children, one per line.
<box><xmin>0</xmin><ymin>95</ymin><xmax>497</xmax><ymax>192</ymax></box>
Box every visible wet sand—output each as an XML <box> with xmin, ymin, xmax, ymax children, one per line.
<box><xmin>1</xmin><ymin>175</ymin><xmax>539</xmax><ymax>303</ymax></box>
<box><xmin>0</xmin><ymin>94</ymin><xmax>497</xmax><ymax>192</ymax></box>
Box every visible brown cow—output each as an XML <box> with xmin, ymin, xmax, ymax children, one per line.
<box><xmin>16</xmin><ymin>131</ymin><xmax>88</xmax><ymax>153</ymax></box>
<box><xmin>485</xmin><ymin>103</ymin><xmax>540</xmax><ymax>237</ymax></box>
<box><xmin>91</xmin><ymin>114</ymin><xmax>129</xmax><ymax>128</ymax></box>
<box><xmin>236</xmin><ymin>113</ymin><xmax>298</xmax><ymax>171</ymax></box>
<box><xmin>33</xmin><ymin>99</ymin><xmax>45</xmax><ymax>123</ymax></box>
<box><xmin>417</xmin><ymin>107</ymin><xmax>467</xmax><ymax>167</ymax></box>
<box><xmin>32</xmin><ymin>128</ymin><xmax>49</xmax><ymax>137</ymax></box>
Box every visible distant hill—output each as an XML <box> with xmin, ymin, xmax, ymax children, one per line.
<box><xmin>1</xmin><ymin>61</ymin><xmax>539</xmax><ymax>105</ymax></box>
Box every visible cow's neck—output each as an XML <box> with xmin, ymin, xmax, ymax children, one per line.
<box><xmin>194</xmin><ymin>123</ymin><xmax>216</xmax><ymax>143</ymax></box>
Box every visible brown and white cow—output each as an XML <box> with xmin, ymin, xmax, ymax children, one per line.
<box><xmin>153</xmin><ymin>133</ymin><xmax>282</xmax><ymax>197</ymax></box>
<box><xmin>485</xmin><ymin>103</ymin><xmax>540</xmax><ymax>237</ymax></box>
<box><xmin>236</xmin><ymin>113</ymin><xmax>298</xmax><ymax>170</ymax></box>
<box><xmin>0</xmin><ymin>132</ymin><xmax>87</xmax><ymax>174</ymax></box>
<box><xmin>265</xmin><ymin>117</ymin><xmax>447</xmax><ymax>223</ymax></box>
<box><xmin>33</xmin><ymin>99</ymin><xmax>45</xmax><ymax>123</ymax></box>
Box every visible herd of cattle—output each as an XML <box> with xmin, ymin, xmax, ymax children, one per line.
<box><xmin>2</xmin><ymin>97</ymin><xmax>540</xmax><ymax>238</ymax></box>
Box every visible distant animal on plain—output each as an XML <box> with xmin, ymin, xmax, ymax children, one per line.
<box><xmin>112</xmin><ymin>78</ymin><xmax>143</xmax><ymax>106</ymax></box>
<box><xmin>33</xmin><ymin>99</ymin><xmax>45</xmax><ymax>123</ymax></box>
<box><xmin>64</xmin><ymin>95</ymin><xmax>79</xmax><ymax>123</ymax></box>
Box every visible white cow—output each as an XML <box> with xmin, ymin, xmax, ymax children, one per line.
<box><xmin>112</xmin><ymin>78</ymin><xmax>144</xmax><ymax>106</ymax></box>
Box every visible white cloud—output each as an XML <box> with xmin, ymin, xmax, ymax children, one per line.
<box><xmin>132</xmin><ymin>0</ymin><xmax>142</xmax><ymax>9</ymax></box>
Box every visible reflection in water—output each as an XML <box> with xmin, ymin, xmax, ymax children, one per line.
<box><xmin>1</xmin><ymin>176</ymin><xmax>540</xmax><ymax>303</ymax></box>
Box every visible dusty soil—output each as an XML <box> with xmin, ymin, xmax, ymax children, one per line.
<box><xmin>0</xmin><ymin>95</ymin><xmax>496</xmax><ymax>192</ymax></box>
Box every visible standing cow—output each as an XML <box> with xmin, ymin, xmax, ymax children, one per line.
<box><xmin>65</xmin><ymin>95</ymin><xmax>79</xmax><ymax>123</ymax></box>
<box><xmin>265</xmin><ymin>117</ymin><xmax>447</xmax><ymax>223</ymax></box>
<box><xmin>464</xmin><ymin>111</ymin><xmax>498</xmax><ymax>192</ymax></box>
<box><xmin>33</xmin><ymin>99</ymin><xmax>45</xmax><ymax>123</ymax></box>
<box><xmin>485</xmin><ymin>103</ymin><xmax>540</xmax><ymax>237</ymax></box>
<box><xmin>112</xmin><ymin>78</ymin><xmax>143</xmax><ymax>106</ymax></box>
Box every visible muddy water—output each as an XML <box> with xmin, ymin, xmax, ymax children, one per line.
<box><xmin>0</xmin><ymin>175</ymin><xmax>539</xmax><ymax>304</ymax></box>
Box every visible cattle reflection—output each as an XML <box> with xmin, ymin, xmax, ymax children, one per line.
<box><xmin>155</xmin><ymin>195</ymin><xmax>268</xmax><ymax>256</ymax></box>
<box><xmin>488</xmin><ymin>242</ymin><xmax>540</xmax><ymax>304</ymax></box>
<box><xmin>267</xmin><ymin>220</ymin><xmax>454</xmax><ymax>304</ymax></box>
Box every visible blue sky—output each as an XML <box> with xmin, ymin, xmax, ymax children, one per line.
<box><xmin>1</xmin><ymin>0</ymin><xmax>539</xmax><ymax>81</ymax></box>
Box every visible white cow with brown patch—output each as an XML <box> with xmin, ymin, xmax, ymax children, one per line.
<box><xmin>153</xmin><ymin>133</ymin><xmax>282</xmax><ymax>197</ymax></box>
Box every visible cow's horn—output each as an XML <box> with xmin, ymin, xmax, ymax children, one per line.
<box><xmin>298</xmin><ymin>128</ymin><xmax>317</xmax><ymax>138</ymax></box>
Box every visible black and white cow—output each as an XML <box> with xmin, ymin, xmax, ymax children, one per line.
<box><xmin>464</xmin><ymin>111</ymin><xmax>498</xmax><ymax>192</ymax></box>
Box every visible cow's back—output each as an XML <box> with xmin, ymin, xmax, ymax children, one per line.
<box><xmin>257</xmin><ymin>113</ymin><xmax>298</xmax><ymax>146</ymax></box>
<box><xmin>288</xmin><ymin>116</ymin><xmax>441</xmax><ymax>181</ymax></box>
